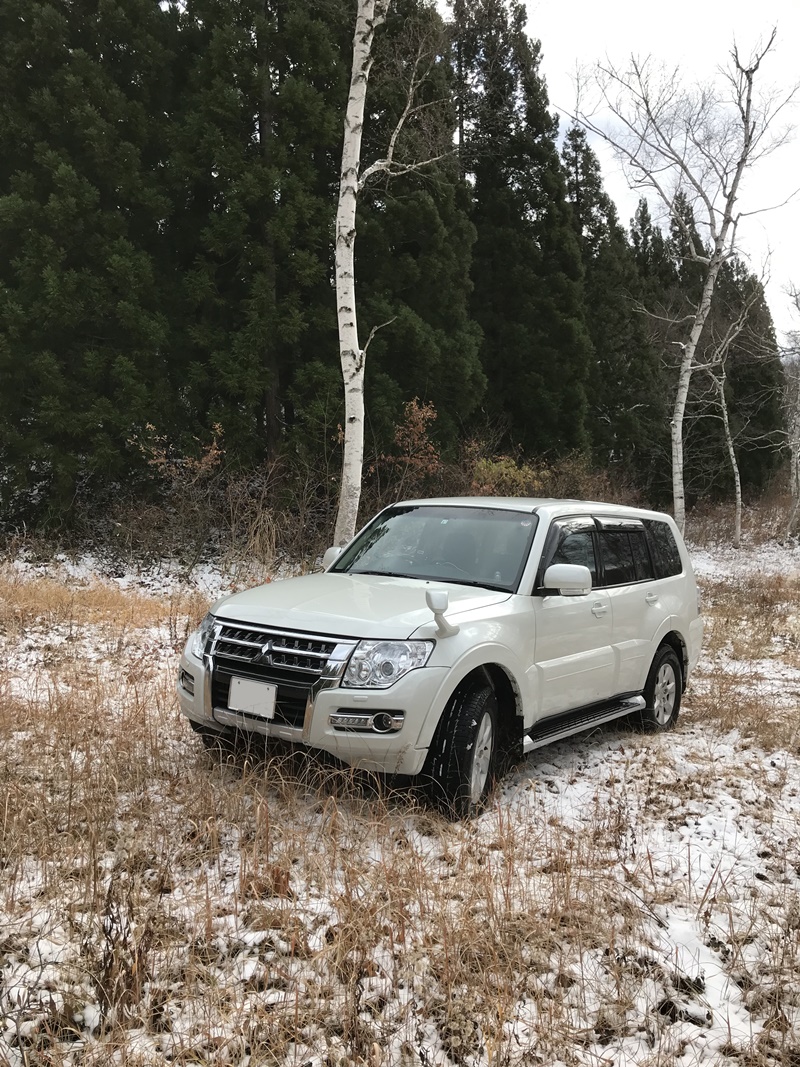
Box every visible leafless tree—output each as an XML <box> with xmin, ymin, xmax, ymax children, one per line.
<box><xmin>702</xmin><ymin>317</ymin><xmax>757</xmax><ymax>547</ymax></box>
<box><xmin>577</xmin><ymin>31</ymin><xmax>797</xmax><ymax>532</ymax></box>
<box><xmin>785</xmin><ymin>287</ymin><xmax>800</xmax><ymax>538</ymax></box>
<box><xmin>333</xmin><ymin>1</ymin><xmax>449</xmax><ymax>546</ymax></box>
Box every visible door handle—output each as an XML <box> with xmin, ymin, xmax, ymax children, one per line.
<box><xmin>645</xmin><ymin>592</ymin><xmax>659</xmax><ymax>605</ymax></box>
<box><xmin>591</xmin><ymin>602</ymin><xmax>608</xmax><ymax>617</ymax></box>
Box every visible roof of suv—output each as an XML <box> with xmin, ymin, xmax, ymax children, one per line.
<box><xmin>395</xmin><ymin>497</ymin><xmax>672</xmax><ymax>523</ymax></box>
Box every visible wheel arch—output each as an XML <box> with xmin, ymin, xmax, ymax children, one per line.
<box><xmin>415</xmin><ymin>656</ymin><xmax>525</xmax><ymax>754</ymax></box>
<box><xmin>483</xmin><ymin>663</ymin><xmax>523</xmax><ymax>746</ymax></box>
<box><xmin>657</xmin><ymin>630</ymin><xmax>688</xmax><ymax>690</ymax></box>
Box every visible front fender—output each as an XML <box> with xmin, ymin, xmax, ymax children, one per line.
<box><xmin>411</xmin><ymin>642</ymin><xmax>530</xmax><ymax>753</ymax></box>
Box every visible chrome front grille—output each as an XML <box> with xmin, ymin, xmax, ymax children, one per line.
<box><xmin>208</xmin><ymin>623</ymin><xmax>355</xmax><ymax>730</ymax></box>
<box><xmin>215</xmin><ymin>624</ymin><xmax>336</xmax><ymax>674</ymax></box>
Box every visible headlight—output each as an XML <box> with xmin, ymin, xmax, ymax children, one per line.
<box><xmin>343</xmin><ymin>640</ymin><xmax>434</xmax><ymax>689</ymax></box>
<box><xmin>190</xmin><ymin>613</ymin><xmax>216</xmax><ymax>659</ymax></box>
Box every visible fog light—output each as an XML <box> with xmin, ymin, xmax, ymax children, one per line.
<box><xmin>329</xmin><ymin>710</ymin><xmax>405</xmax><ymax>733</ymax></box>
<box><xmin>180</xmin><ymin>669</ymin><xmax>195</xmax><ymax>696</ymax></box>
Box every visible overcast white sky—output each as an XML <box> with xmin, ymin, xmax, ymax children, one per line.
<box><xmin>525</xmin><ymin>0</ymin><xmax>800</xmax><ymax>341</ymax></box>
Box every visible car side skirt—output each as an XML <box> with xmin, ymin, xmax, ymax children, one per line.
<box><xmin>523</xmin><ymin>695</ymin><xmax>646</xmax><ymax>753</ymax></box>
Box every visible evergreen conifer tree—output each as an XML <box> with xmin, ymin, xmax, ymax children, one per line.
<box><xmin>0</xmin><ymin>0</ymin><xmax>178</xmax><ymax>516</ymax></box>
<box><xmin>287</xmin><ymin>0</ymin><xmax>483</xmax><ymax>472</ymax></box>
<box><xmin>562</xmin><ymin>126</ymin><xmax>665</xmax><ymax>484</ymax></box>
<box><xmin>165</xmin><ymin>0</ymin><xmax>349</xmax><ymax>464</ymax></box>
<box><xmin>454</xmin><ymin>0</ymin><xmax>591</xmax><ymax>456</ymax></box>
<box><xmin>630</xmin><ymin>199</ymin><xmax>680</xmax><ymax>306</ymax></box>
<box><xmin>630</xmin><ymin>197</ymin><xmax>783</xmax><ymax>503</ymax></box>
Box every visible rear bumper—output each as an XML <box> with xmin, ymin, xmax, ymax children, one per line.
<box><xmin>687</xmin><ymin>616</ymin><xmax>704</xmax><ymax>678</ymax></box>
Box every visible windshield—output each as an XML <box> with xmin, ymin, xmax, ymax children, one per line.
<box><xmin>331</xmin><ymin>505</ymin><xmax>538</xmax><ymax>592</ymax></box>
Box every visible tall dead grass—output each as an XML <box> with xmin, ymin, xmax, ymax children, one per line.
<box><xmin>1</xmin><ymin>561</ymin><xmax>799</xmax><ymax>1065</ymax></box>
<box><xmin>687</xmin><ymin>494</ymin><xmax>795</xmax><ymax>547</ymax></box>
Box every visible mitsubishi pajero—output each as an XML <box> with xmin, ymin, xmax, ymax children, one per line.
<box><xmin>178</xmin><ymin>499</ymin><xmax>703</xmax><ymax>816</ymax></box>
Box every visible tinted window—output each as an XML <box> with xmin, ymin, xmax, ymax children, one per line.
<box><xmin>630</xmin><ymin>532</ymin><xmax>655</xmax><ymax>581</ymax></box>
<box><xmin>598</xmin><ymin>531</ymin><xmax>636</xmax><ymax>585</ymax></box>
<box><xmin>644</xmin><ymin>519</ymin><xmax>683</xmax><ymax>578</ymax></box>
<box><xmin>550</xmin><ymin>530</ymin><xmax>597</xmax><ymax>579</ymax></box>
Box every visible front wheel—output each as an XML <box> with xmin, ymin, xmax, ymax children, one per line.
<box><xmin>423</xmin><ymin>678</ymin><xmax>498</xmax><ymax>819</ymax></box>
<box><xmin>190</xmin><ymin>720</ymin><xmax>237</xmax><ymax>753</ymax></box>
<box><xmin>640</xmin><ymin>646</ymin><xmax>682</xmax><ymax>732</ymax></box>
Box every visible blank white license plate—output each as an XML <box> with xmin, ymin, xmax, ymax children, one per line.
<box><xmin>228</xmin><ymin>677</ymin><xmax>277</xmax><ymax>719</ymax></box>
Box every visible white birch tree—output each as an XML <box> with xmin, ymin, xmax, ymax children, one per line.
<box><xmin>785</xmin><ymin>288</ymin><xmax>800</xmax><ymax>538</ymax></box>
<box><xmin>785</xmin><ymin>354</ymin><xmax>800</xmax><ymax>538</ymax></box>
<box><xmin>333</xmin><ymin>1</ymin><xmax>447</xmax><ymax>546</ymax></box>
<box><xmin>577</xmin><ymin>31</ymin><xmax>796</xmax><ymax>533</ymax></box>
<box><xmin>700</xmin><ymin>289</ymin><xmax>762</xmax><ymax>549</ymax></box>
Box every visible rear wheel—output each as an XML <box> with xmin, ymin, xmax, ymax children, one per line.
<box><xmin>640</xmin><ymin>646</ymin><xmax>682</xmax><ymax>731</ymax></box>
<box><xmin>424</xmin><ymin>677</ymin><xmax>498</xmax><ymax>819</ymax></box>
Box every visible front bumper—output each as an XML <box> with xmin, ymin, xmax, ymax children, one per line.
<box><xmin>177</xmin><ymin>641</ymin><xmax>449</xmax><ymax>776</ymax></box>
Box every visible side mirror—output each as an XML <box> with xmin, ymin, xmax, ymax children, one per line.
<box><xmin>542</xmin><ymin>563</ymin><xmax>592</xmax><ymax>597</ymax></box>
<box><xmin>322</xmin><ymin>546</ymin><xmax>343</xmax><ymax>570</ymax></box>
<box><xmin>426</xmin><ymin>589</ymin><xmax>448</xmax><ymax>613</ymax></box>
<box><xmin>425</xmin><ymin>588</ymin><xmax>459</xmax><ymax>637</ymax></box>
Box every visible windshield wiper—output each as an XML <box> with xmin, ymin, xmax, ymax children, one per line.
<box><xmin>349</xmin><ymin>569</ymin><xmax>510</xmax><ymax>593</ymax></box>
<box><xmin>414</xmin><ymin>575</ymin><xmax>510</xmax><ymax>592</ymax></box>
<box><xmin>349</xmin><ymin>568</ymin><xmax>403</xmax><ymax>577</ymax></box>
<box><xmin>450</xmin><ymin>579</ymin><xmax>509</xmax><ymax>591</ymax></box>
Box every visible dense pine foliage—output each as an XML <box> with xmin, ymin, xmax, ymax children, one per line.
<box><xmin>0</xmin><ymin>0</ymin><xmax>785</xmax><ymax>530</ymax></box>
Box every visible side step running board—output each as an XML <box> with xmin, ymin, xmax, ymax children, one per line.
<box><xmin>523</xmin><ymin>695</ymin><xmax>645</xmax><ymax>754</ymax></box>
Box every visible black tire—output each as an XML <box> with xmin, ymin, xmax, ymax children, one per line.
<box><xmin>423</xmin><ymin>678</ymin><xmax>498</xmax><ymax>819</ymax></box>
<box><xmin>190</xmin><ymin>720</ymin><xmax>237</xmax><ymax>753</ymax></box>
<box><xmin>640</xmin><ymin>646</ymin><xmax>682</xmax><ymax>732</ymax></box>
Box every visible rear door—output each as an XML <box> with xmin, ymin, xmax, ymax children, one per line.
<box><xmin>532</xmin><ymin>518</ymin><xmax>616</xmax><ymax>716</ymax></box>
<box><xmin>595</xmin><ymin>518</ymin><xmax>670</xmax><ymax>694</ymax></box>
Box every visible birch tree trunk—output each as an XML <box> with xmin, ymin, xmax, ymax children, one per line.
<box><xmin>714</xmin><ymin>367</ymin><xmax>742</xmax><ymax>548</ymax></box>
<box><xmin>786</xmin><ymin>357</ymin><xmax>800</xmax><ymax>539</ymax></box>
<box><xmin>333</xmin><ymin>1</ymin><xmax>389</xmax><ymax>547</ymax></box>
<box><xmin>332</xmin><ymin>1</ymin><xmax>446</xmax><ymax>545</ymax></box>
<box><xmin>789</xmin><ymin>428</ymin><xmax>800</xmax><ymax>538</ymax></box>
<box><xmin>665</xmin><ymin>67</ymin><xmax>755</xmax><ymax>535</ymax></box>
<box><xmin>670</xmin><ymin>262</ymin><xmax>723</xmax><ymax>533</ymax></box>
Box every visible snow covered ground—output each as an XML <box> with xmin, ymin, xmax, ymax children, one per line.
<box><xmin>1</xmin><ymin>540</ymin><xmax>799</xmax><ymax>1066</ymax></box>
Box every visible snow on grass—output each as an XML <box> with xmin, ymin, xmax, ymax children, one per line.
<box><xmin>687</xmin><ymin>537</ymin><xmax>800</xmax><ymax>580</ymax></box>
<box><xmin>7</xmin><ymin>545</ymin><xmax>300</xmax><ymax>603</ymax></box>
<box><xmin>1</xmin><ymin>543</ymin><xmax>800</xmax><ymax>1066</ymax></box>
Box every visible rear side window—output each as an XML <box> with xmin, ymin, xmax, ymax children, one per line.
<box><xmin>644</xmin><ymin>519</ymin><xmax>683</xmax><ymax>578</ymax></box>
<box><xmin>597</xmin><ymin>531</ymin><xmax>636</xmax><ymax>585</ymax></box>
<box><xmin>630</xmin><ymin>532</ymin><xmax>655</xmax><ymax>581</ymax></box>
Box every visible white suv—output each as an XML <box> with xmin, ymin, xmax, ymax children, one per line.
<box><xmin>178</xmin><ymin>498</ymin><xmax>703</xmax><ymax>816</ymax></box>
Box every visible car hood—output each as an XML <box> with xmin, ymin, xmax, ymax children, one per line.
<box><xmin>210</xmin><ymin>572</ymin><xmax>511</xmax><ymax>640</ymax></box>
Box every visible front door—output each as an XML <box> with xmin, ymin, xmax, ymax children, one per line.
<box><xmin>531</xmin><ymin>520</ymin><xmax>616</xmax><ymax>717</ymax></box>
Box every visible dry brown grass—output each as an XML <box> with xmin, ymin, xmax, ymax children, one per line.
<box><xmin>2</xmin><ymin>558</ymin><xmax>800</xmax><ymax>1065</ymax></box>
<box><xmin>0</xmin><ymin>566</ymin><xmax>207</xmax><ymax>639</ymax></box>
<box><xmin>688</xmin><ymin>569</ymin><xmax>800</xmax><ymax>750</ymax></box>
<box><xmin>687</xmin><ymin>494</ymin><xmax>794</xmax><ymax>547</ymax></box>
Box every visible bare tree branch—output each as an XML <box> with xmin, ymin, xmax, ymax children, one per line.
<box><xmin>362</xmin><ymin>316</ymin><xmax>397</xmax><ymax>357</ymax></box>
<box><xmin>574</xmin><ymin>32</ymin><xmax>798</xmax><ymax>534</ymax></box>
